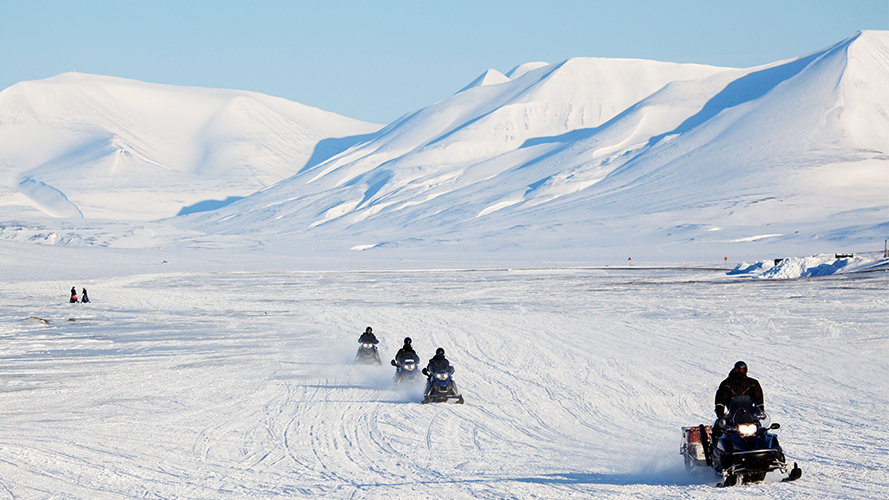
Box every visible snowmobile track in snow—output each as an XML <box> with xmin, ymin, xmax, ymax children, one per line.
<box><xmin>0</xmin><ymin>267</ymin><xmax>886</xmax><ymax>498</ymax></box>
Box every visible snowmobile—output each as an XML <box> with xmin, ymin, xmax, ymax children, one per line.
<box><xmin>421</xmin><ymin>367</ymin><xmax>464</xmax><ymax>404</ymax></box>
<box><xmin>391</xmin><ymin>353</ymin><xmax>422</xmax><ymax>384</ymax></box>
<box><xmin>353</xmin><ymin>342</ymin><xmax>382</xmax><ymax>365</ymax></box>
<box><xmin>681</xmin><ymin>395</ymin><xmax>801</xmax><ymax>486</ymax></box>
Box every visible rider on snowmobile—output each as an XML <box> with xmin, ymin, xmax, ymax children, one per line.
<box><xmin>358</xmin><ymin>326</ymin><xmax>379</xmax><ymax>345</ymax></box>
<box><xmin>421</xmin><ymin>347</ymin><xmax>462</xmax><ymax>403</ymax></box>
<box><xmin>355</xmin><ymin>326</ymin><xmax>382</xmax><ymax>364</ymax></box>
<box><xmin>712</xmin><ymin>361</ymin><xmax>764</xmax><ymax>438</ymax></box>
<box><xmin>424</xmin><ymin>347</ymin><xmax>453</xmax><ymax>376</ymax></box>
<box><xmin>392</xmin><ymin>337</ymin><xmax>417</xmax><ymax>366</ymax></box>
<box><xmin>715</xmin><ymin>361</ymin><xmax>764</xmax><ymax>418</ymax></box>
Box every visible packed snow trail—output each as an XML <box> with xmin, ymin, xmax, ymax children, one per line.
<box><xmin>0</xmin><ymin>268</ymin><xmax>887</xmax><ymax>498</ymax></box>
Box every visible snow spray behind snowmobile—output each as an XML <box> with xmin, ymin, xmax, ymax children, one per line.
<box><xmin>354</xmin><ymin>342</ymin><xmax>382</xmax><ymax>365</ymax></box>
<box><xmin>681</xmin><ymin>395</ymin><xmax>801</xmax><ymax>486</ymax></box>
<box><xmin>421</xmin><ymin>367</ymin><xmax>464</xmax><ymax>404</ymax></box>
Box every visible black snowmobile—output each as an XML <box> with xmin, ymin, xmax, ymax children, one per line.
<box><xmin>354</xmin><ymin>341</ymin><xmax>382</xmax><ymax>365</ymax></box>
<box><xmin>421</xmin><ymin>367</ymin><xmax>464</xmax><ymax>404</ymax></box>
<box><xmin>681</xmin><ymin>395</ymin><xmax>801</xmax><ymax>486</ymax></box>
<box><xmin>391</xmin><ymin>352</ymin><xmax>422</xmax><ymax>384</ymax></box>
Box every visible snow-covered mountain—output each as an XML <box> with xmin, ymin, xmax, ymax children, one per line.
<box><xmin>179</xmin><ymin>30</ymin><xmax>888</xmax><ymax>262</ymax></box>
<box><xmin>0</xmin><ymin>73</ymin><xmax>382</xmax><ymax>220</ymax></box>
<box><xmin>0</xmin><ymin>32</ymin><xmax>887</xmax><ymax>264</ymax></box>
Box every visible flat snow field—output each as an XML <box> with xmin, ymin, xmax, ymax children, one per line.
<box><xmin>1</xmin><ymin>267</ymin><xmax>887</xmax><ymax>499</ymax></box>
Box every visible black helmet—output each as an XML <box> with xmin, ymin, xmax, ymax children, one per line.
<box><xmin>733</xmin><ymin>361</ymin><xmax>748</xmax><ymax>374</ymax></box>
<box><xmin>404</xmin><ymin>337</ymin><xmax>412</xmax><ymax>344</ymax></box>
<box><xmin>365</xmin><ymin>326</ymin><xmax>372</xmax><ymax>333</ymax></box>
<box><xmin>435</xmin><ymin>347</ymin><xmax>445</xmax><ymax>356</ymax></box>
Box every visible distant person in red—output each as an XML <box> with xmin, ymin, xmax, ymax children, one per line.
<box><xmin>81</xmin><ymin>287</ymin><xmax>90</xmax><ymax>303</ymax></box>
<box><xmin>70</xmin><ymin>286</ymin><xmax>78</xmax><ymax>303</ymax></box>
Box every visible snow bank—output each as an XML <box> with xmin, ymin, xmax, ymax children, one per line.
<box><xmin>728</xmin><ymin>253</ymin><xmax>889</xmax><ymax>279</ymax></box>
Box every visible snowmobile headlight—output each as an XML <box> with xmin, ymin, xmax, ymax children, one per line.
<box><xmin>404</xmin><ymin>363</ymin><xmax>416</xmax><ymax>371</ymax></box>
<box><xmin>362</xmin><ymin>343</ymin><xmax>373</xmax><ymax>349</ymax></box>
<box><xmin>738</xmin><ymin>423</ymin><xmax>757</xmax><ymax>437</ymax></box>
<box><xmin>435</xmin><ymin>372</ymin><xmax>449</xmax><ymax>380</ymax></box>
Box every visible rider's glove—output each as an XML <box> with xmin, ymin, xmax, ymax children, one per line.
<box><xmin>715</xmin><ymin>404</ymin><xmax>726</xmax><ymax>418</ymax></box>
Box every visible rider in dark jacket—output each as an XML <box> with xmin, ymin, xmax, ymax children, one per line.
<box><xmin>425</xmin><ymin>347</ymin><xmax>453</xmax><ymax>376</ymax></box>
<box><xmin>393</xmin><ymin>337</ymin><xmax>417</xmax><ymax>366</ymax></box>
<box><xmin>358</xmin><ymin>326</ymin><xmax>379</xmax><ymax>345</ymax></box>
<box><xmin>355</xmin><ymin>326</ymin><xmax>381</xmax><ymax>364</ymax></box>
<box><xmin>421</xmin><ymin>347</ymin><xmax>464</xmax><ymax>403</ymax></box>
<box><xmin>715</xmin><ymin>361</ymin><xmax>764</xmax><ymax>418</ymax></box>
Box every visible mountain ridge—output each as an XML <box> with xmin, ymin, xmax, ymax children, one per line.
<box><xmin>181</xmin><ymin>31</ymin><xmax>887</xmax><ymax>261</ymax></box>
<box><xmin>1</xmin><ymin>32</ymin><xmax>887</xmax><ymax>263</ymax></box>
<box><xmin>0</xmin><ymin>73</ymin><xmax>382</xmax><ymax>220</ymax></box>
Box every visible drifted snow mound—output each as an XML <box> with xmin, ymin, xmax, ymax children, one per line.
<box><xmin>729</xmin><ymin>253</ymin><xmax>889</xmax><ymax>279</ymax></box>
<box><xmin>15</xmin><ymin>177</ymin><xmax>83</xmax><ymax>218</ymax></box>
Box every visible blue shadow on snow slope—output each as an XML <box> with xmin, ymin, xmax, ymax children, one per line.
<box><xmin>177</xmin><ymin>196</ymin><xmax>244</xmax><ymax>216</ymax></box>
<box><xmin>646</xmin><ymin>51</ymin><xmax>821</xmax><ymax>146</ymax></box>
<box><xmin>298</xmin><ymin>132</ymin><xmax>381</xmax><ymax>174</ymax></box>
<box><xmin>517</xmin><ymin>49</ymin><xmax>822</xmax><ymax>152</ymax></box>
<box><xmin>342</xmin><ymin>167</ymin><xmax>394</xmax><ymax>210</ymax></box>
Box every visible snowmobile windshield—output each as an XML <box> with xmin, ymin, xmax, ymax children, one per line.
<box><xmin>726</xmin><ymin>397</ymin><xmax>770</xmax><ymax>431</ymax></box>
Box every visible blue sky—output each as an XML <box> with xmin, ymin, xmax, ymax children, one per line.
<box><xmin>2</xmin><ymin>0</ymin><xmax>886</xmax><ymax>124</ymax></box>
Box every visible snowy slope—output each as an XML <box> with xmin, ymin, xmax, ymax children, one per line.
<box><xmin>181</xmin><ymin>31</ymin><xmax>888</xmax><ymax>263</ymax></box>
<box><xmin>0</xmin><ymin>73</ymin><xmax>382</xmax><ymax>220</ymax></box>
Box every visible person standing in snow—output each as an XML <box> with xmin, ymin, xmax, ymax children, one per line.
<box><xmin>81</xmin><ymin>287</ymin><xmax>90</xmax><ymax>303</ymax></box>
<box><xmin>70</xmin><ymin>286</ymin><xmax>78</xmax><ymax>303</ymax></box>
